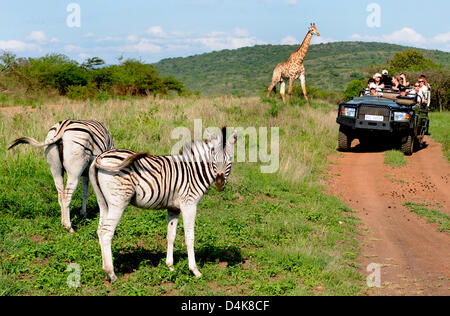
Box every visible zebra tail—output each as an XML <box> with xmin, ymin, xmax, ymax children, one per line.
<box><xmin>95</xmin><ymin>152</ymin><xmax>149</xmax><ymax>172</ymax></box>
<box><xmin>8</xmin><ymin>135</ymin><xmax>63</xmax><ymax>150</ymax></box>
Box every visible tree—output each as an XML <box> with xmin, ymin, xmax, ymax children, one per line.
<box><xmin>388</xmin><ymin>49</ymin><xmax>438</xmax><ymax>73</ymax></box>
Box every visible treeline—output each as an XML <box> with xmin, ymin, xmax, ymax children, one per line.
<box><xmin>344</xmin><ymin>49</ymin><xmax>449</xmax><ymax>111</ymax></box>
<box><xmin>0</xmin><ymin>53</ymin><xmax>187</xmax><ymax>105</ymax></box>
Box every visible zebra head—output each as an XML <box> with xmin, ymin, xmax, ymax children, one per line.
<box><xmin>205</xmin><ymin>127</ymin><xmax>238</xmax><ymax>191</ymax></box>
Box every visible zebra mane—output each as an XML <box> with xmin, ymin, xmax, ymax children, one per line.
<box><xmin>179</xmin><ymin>139</ymin><xmax>211</xmax><ymax>162</ymax></box>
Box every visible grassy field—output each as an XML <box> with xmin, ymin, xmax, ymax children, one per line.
<box><xmin>0</xmin><ymin>96</ymin><xmax>363</xmax><ymax>295</ymax></box>
<box><xmin>429</xmin><ymin>111</ymin><xmax>450</xmax><ymax>162</ymax></box>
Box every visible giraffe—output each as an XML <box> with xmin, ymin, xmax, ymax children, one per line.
<box><xmin>267</xmin><ymin>23</ymin><xmax>320</xmax><ymax>106</ymax></box>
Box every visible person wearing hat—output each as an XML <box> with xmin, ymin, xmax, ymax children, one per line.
<box><xmin>373</xmin><ymin>73</ymin><xmax>385</xmax><ymax>89</ymax></box>
<box><xmin>369</xmin><ymin>83</ymin><xmax>380</xmax><ymax>96</ymax></box>
<box><xmin>398</xmin><ymin>86</ymin><xmax>408</xmax><ymax>97</ymax></box>
<box><xmin>381</xmin><ymin>69</ymin><xmax>392</xmax><ymax>87</ymax></box>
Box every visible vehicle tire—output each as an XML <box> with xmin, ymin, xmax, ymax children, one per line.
<box><xmin>338</xmin><ymin>126</ymin><xmax>352</xmax><ymax>151</ymax></box>
<box><xmin>400</xmin><ymin>134</ymin><xmax>414</xmax><ymax>156</ymax></box>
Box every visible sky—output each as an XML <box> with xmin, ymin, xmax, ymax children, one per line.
<box><xmin>0</xmin><ymin>0</ymin><xmax>449</xmax><ymax>64</ymax></box>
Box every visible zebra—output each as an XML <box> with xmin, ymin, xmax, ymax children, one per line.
<box><xmin>89</xmin><ymin>127</ymin><xmax>237</xmax><ymax>282</ymax></box>
<box><xmin>8</xmin><ymin>120</ymin><xmax>114</xmax><ymax>232</ymax></box>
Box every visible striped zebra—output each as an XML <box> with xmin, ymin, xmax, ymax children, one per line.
<box><xmin>90</xmin><ymin>127</ymin><xmax>237</xmax><ymax>282</ymax></box>
<box><xmin>8</xmin><ymin>120</ymin><xmax>114</xmax><ymax>232</ymax></box>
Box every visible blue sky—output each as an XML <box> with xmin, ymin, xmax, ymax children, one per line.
<box><xmin>0</xmin><ymin>0</ymin><xmax>449</xmax><ymax>64</ymax></box>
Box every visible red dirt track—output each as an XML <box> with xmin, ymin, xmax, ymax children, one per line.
<box><xmin>326</xmin><ymin>137</ymin><xmax>449</xmax><ymax>296</ymax></box>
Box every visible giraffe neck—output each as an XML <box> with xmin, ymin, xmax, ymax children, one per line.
<box><xmin>293</xmin><ymin>31</ymin><xmax>313</xmax><ymax>63</ymax></box>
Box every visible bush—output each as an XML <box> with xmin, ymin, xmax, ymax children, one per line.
<box><xmin>0</xmin><ymin>52</ymin><xmax>187</xmax><ymax>102</ymax></box>
<box><xmin>387</xmin><ymin>49</ymin><xmax>439</xmax><ymax>73</ymax></box>
<box><xmin>403</xmin><ymin>68</ymin><xmax>450</xmax><ymax>111</ymax></box>
<box><xmin>344</xmin><ymin>79</ymin><xmax>366</xmax><ymax>101</ymax></box>
<box><xmin>66</xmin><ymin>83</ymin><xmax>98</xmax><ymax>101</ymax></box>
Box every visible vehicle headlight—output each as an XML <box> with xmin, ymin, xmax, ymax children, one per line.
<box><xmin>341</xmin><ymin>107</ymin><xmax>356</xmax><ymax>117</ymax></box>
<box><xmin>394</xmin><ymin>112</ymin><xmax>410</xmax><ymax>121</ymax></box>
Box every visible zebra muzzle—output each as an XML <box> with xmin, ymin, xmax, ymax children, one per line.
<box><xmin>215</xmin><ymin>173</ymin><xmax>225</xmax><ymax>191</ymax></box>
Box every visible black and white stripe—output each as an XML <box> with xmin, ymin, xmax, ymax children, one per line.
<box><xmin>90</xmin><ymin>127</ymin><xmax>237</xmax><ymax>282</ymax></box>
<box><xmin>8</xmin><ymin>120</ymin><xmax>114</xmax><ymax>232</ymax></box>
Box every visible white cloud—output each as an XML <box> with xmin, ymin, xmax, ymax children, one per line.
<box><xmin>50</xmin><ymin>37</ymin><xmax>59</xmax><ymax>43</ymax></box>
<box><xmin>126</xmin><ymin>35</ymin><xmax>139</xmax><ymax>42</ymax></box>
<box><xmin>311</xmin><ymin>36</ymin><xmax>334</xmax><ymax>45</ymax></box>
<box><xmin>0</xmin><ymin>40</ymin><xmax>38</xmax><ymax>51</ymax></box>
<box><xmin>64</xmin><ymin>44</ymin><xmax>82</xmax><ymax>52</ymax></box>
<box><xmin>350</xmin><ymin>27</ymin><xmax>426</xmax><ymax>45</ymax></box>
<box><xmin>234</xmin><ymin>27</ymin><xmax>250</xmax><ymax>37</ymax></box>
<box><xmin>382</xmin><ymin>27</ymin><xmax>426</xmax><ymax>44</ymax></box>
<box><xmin>96</xmin><ymin>36</ymin><xmax>122</xmax><ymax>43</ymax></box>
<box><xmin>26</xmin><ymin>30</ymin><xmax>47</xmax><ymax>44</ymax></box>
<box><xmin>83</xmin><ymin>32</ymin><xmax>95</xmax><ymax>38</ymax></box>
<box><xmin>281</xmin><ymin>35</ymin><xmax>298</xmax><ymax>45</ymax></box>
<box><xmin>431</xmin><ymin>32</ymin><xmax>450</xmax><ymax>44</ymax></box>
<box><xmin>285</xmin><ymin>0</ymin><xmax>298</xmax><ymax>6</ymax></box>
<box><xmin>192</xmin><ymin>32</ymin><xmax>265</xmax><ymax>51</ymax></box>
<box><xmin>124</xmin><ymin>39</ymin><xmax>162</xmax><ymax>53</ymax></box>
<box><xmin>146</xmin><ymin>26</ymin><xmax>167</xmax><ymax>38</ymax></box>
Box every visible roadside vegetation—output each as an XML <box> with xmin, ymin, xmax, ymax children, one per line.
<box><xmin>429</xmin><ymin>111</ymin><xmax>450</xmax><ymax>162</ymax></box>
<box><xmin>403</xmin><ymin>202</ymin><xmax>450</xmax><ymax>233</ymax></box>
<box><xmin>384</xmin><ymin>150</ymin><xmax>407</xmax><ymax>167</ymax></box>
<box><xmin>0</xmin><ymin>53</ymin><xmax>187</xmax><ymax>107</ymax></box>
<box><xmin>0</xmin><ymin>96</ymin><xmax>361</xmax><ymax>296</ymax></box>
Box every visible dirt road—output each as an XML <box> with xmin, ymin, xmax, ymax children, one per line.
<box><xmin>326</xmin><ymin>137</ymin><xmax>449</xmax><ymax>296</ymax></box>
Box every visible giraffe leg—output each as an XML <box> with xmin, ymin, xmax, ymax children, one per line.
<box><xmin>267</xmin><ymin>82</ymin><xmax>276</xmax><ymax>97</ymax></box>
<box><xmin>300</xmin><ymin>73</ymin><xmax>310</xmax><ymax>106</ymax></box>
<box><xmin>280</xmin><ymin>81</ymin><xmax>286</xmax><ymax>104</ymax></box>
<box><xmin>287</xmin><ymin>77</ymin><xmax>294</xmax><ymax>105</ymax></box>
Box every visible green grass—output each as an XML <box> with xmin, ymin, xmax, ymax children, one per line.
<box><xmin>403</xmin><ymin>202</ymin><xmax>450</xmax><ymax>233</ymax></box>
<box><xmin>0</xmin><ymin>96</ymin><xmax>362</xmax><ymax>295</ymax></box>
<box><xmin>429</xmin><ymin>111</ymin><xmax>450</xmax><ymax>162</ymax></box>
<box><xmin>383</xmin><ymin>150</ymin><xmax>407</xmax><ymax>167</ymax></box>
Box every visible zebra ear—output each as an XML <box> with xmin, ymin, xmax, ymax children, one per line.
<box><xmin>204</xmin><ymin>129</ymin><xmax>218</xmax><ymax>141</ymax></box>
<box><xmin>227</xmin><ymin>130</ymin><xmax>238</xmax><ymax>145</ymax></box>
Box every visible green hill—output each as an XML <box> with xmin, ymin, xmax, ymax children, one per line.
<box><xmin>153</xmin><ymin>42</ymin><xmax>450</xmax><ymax>95</ymax></box>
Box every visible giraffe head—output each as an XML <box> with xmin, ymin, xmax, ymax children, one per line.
<box><xmin>309</xmin><ymin>23</ymin><xmax>320</xmax><ymax>36</ymax></box>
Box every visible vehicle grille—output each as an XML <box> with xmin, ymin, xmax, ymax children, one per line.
<box><xmin>358</xmin><ymin>105</ymin><xmax>390</xmax><ymax>122</ymax></box>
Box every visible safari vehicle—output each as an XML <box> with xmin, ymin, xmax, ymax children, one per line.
<box><xmin>336</xmin><ymin>88</ymin><xmax>430</xmax><ymax>155</ymax></box>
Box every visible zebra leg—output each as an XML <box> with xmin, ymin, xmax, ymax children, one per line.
<box><xmin>81</xmin><ymin>175</ymin><xmax>89</xmax><ymax>217</ymax></box>
<box><xmin>88</xmin><ymin>163</ymin><xmax>109</xmax><ymax>272</ymax></box>
<box><xmin>97</xmin><ymin>203</ymin><xmax>126</xmax><ymax>282</ymax></box>
<box><xmin>44</xmin><ymin>143</ymin><xmax>65</xmax><ymax>230</ymax></box>
<box><xmin>62</xmin><ymin>143</ymin><xmax>89</xmax><ymax>232</ymax></box>
<box><xmin>181</xmin><ymin>204</ymin><xmax>201</xmax><ymax>278</ymax></box>
<box><xmin>166</xmin><ymin>210</ymin><xmax>180</xmax><ymax>271</ymax></box>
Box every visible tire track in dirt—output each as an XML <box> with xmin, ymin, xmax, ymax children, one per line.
<box><xmin>326</xmin><ymin>137</ymin><xmax>449</xmax><ymax>295</ymax></box>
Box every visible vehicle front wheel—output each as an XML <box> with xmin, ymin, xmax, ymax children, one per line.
<box><xmin>400</xmin><ymin>134</ymin><xmax>414</xmax><ymax>156</ymax></box>
<box><xmin>338</xmin><ymin>126</ymin><xmax>352</xmax><ymax>151</ymax></box>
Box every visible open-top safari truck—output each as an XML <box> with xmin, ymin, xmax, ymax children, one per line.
<box><xmin>336</xmin><ymin>88</ymin><xmax>430</xmax><ymax>155</ymax></box>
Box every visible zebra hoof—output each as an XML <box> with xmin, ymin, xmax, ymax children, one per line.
<box><xmin>191</xmin><ymin>268</ymin><xmax>202</xmax><ymax>278</ymax></box>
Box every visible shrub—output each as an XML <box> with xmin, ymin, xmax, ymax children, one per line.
<box><xmin>66</xmin><ymin>83</ymin><xmax>98</xmax><ymax>101</ymax></box>
<box><xmin>344</xmin><ymin>79</ymin><xmax>366</xmax><ymax>101</ymax></box>
<box><xmin>0</xmin><ymin>52</ymin><xmax>187</xmax><ymax>101</ymax></box>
